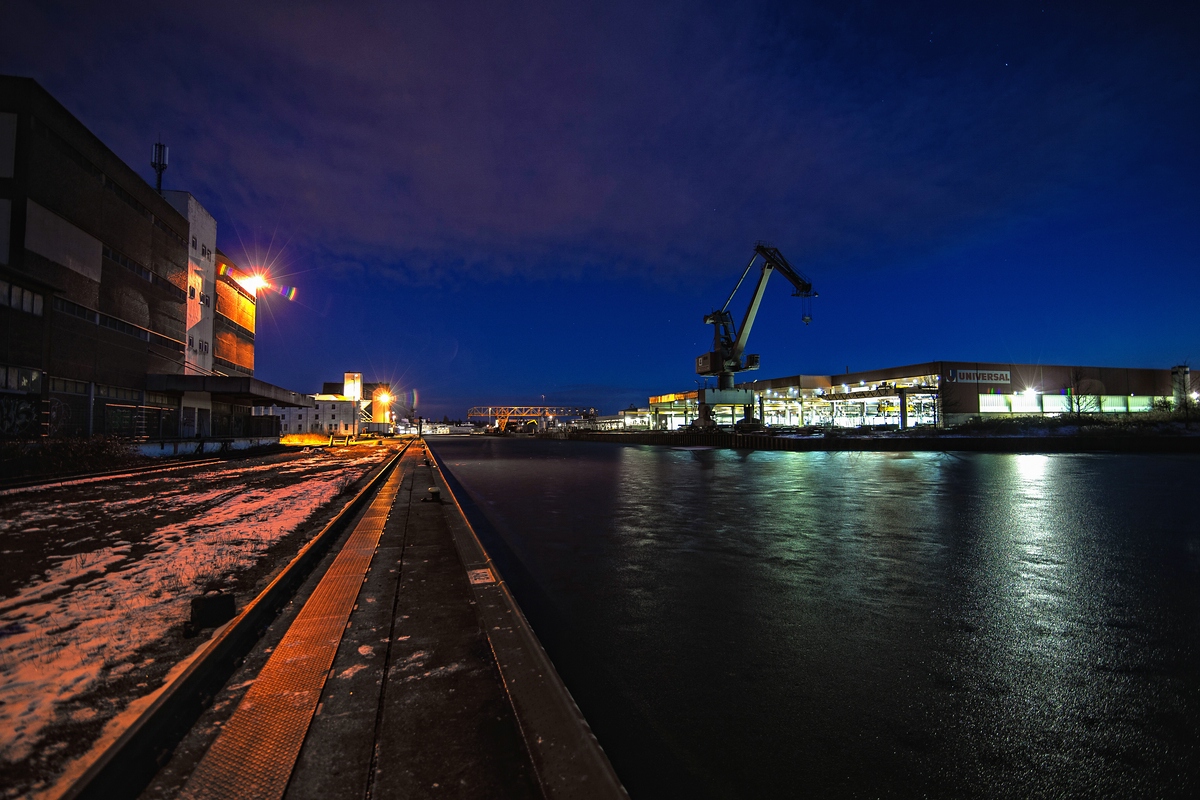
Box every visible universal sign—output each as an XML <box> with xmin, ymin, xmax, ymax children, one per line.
<box><xmin>950</xmin><ymin>369</ymin><xmax>1011</xmax><ymax>384</ymax></box>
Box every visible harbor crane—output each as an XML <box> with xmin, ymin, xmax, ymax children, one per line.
<box><xmin>693</xmin><ymin>243</ymin><xmax>816</xmax><ymax>428</ymax></box>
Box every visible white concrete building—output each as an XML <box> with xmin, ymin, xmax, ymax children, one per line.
<box><xmin>255</xmin><ymin>372</ymin><xmax>363</xmax><ymax>436</ymax></box>
<box><xmin>257</xmin><ymin>395</ymin><xmax>359</xmax><ymax>436</ymax></box>
<box><xmin>164</xmin><ymin>191</ymin><xmax>216</xmax><ymax>376</ymax></box>
<box><xmin>163</xmin><ymin>191</ymin><xmax>218</xmax><ymax>436</ymax></box>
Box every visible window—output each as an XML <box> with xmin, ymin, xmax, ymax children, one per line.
<box><xmin>2</xmin><ymin>365</ymin><xmax>43</xmax><ymax>393</ymax></box>
<box><xmin>53</xmin><ymin>296</ymin><xmax>98</xmax><ymax>323</ymax></box>
<box><xmin>96</xmin><ymin>384</ymin><xmax>141</xmax><ymax>402</ymax></box>
<box><xmin>99</xmin><ymin>313</ymin><xmax>150</xmax><ymax>341</ymax></box>
<box><xmin>188</xmin><ymin>335</ymin><xmax>194</xmax><ymax>349</ymax></box>
<box><xmin>4</xmin><ymin>283</ymin><xmax>44</xmax><ymax>317</ymax></box>
<box><xmin>189</xmin><ymin>286</ymin><xmax>196</xmax><ymax>299</ymax></box>
<box><xmin>102</xmin><ymin>245</ymin><xmax>152</xmax><ymax>281</ymax></box>
<box><xmin>192</xmin><ymin>236</ymin><xmax>197</xmax><ymax>250</ymax></box>
<box><xmin>50</xmin><ymin>377</ymin><xmax>89</xmax><ymax>395</ymax></box>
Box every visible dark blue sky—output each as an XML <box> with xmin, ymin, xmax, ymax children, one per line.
<box><xmin>5</xmin><ymin>1</ymin><xmax>1199</xmax><ymax>416</ymax></box>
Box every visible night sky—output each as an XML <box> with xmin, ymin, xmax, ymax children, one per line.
<box><xmin>4</xmin><ymin>1</ymin><xmax>1198</xmax><ymax>417</ymax></box>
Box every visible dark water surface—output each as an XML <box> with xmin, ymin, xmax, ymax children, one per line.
<box><xmin>429</xmin><ymin>438</ymin><xmax>1200</xmax><ymax>798</ymax></box>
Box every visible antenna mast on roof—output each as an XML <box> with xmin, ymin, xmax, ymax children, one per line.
<box><xmin>151</xmin><ymin>139</ymin><xmax>168</xmax><ymax>194</ymax></box>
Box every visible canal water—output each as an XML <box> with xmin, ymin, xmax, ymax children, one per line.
<box><xmin>429</xmin><ymin>438</ymin><xmax>1200</xmax><ymax>798</ymax></box>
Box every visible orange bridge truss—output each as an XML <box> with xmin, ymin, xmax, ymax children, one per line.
<box><xmin>467</xmin><ymin>406</ymin><xmax>597</xmax><ymax>432</ymax></box>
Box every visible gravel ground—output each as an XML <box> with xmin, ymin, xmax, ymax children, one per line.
<box><xmin>0</xmin><ymin>442</ymin><xmax>399</xmax><ymax>799</ymax></box>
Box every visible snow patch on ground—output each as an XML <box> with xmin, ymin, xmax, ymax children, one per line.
<box><xmin>337</xmin><ymin>664</ymin><xmax>370</xmax><ymax>680</ymax></box>
<box><xmin>0</xmin><ymin>452</ymin><xmax>387</xmax><ymax>765</ymax></box>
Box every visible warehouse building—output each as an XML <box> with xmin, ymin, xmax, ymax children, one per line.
<box><xmin>647</xmin><ymin>361</ymin><xmax>1196</xmax><ymax>430</ymax></box>
<box><xmin>256</xmin><ymin>373</ymin><xmax>402</xmax><ymax>436</ymax></box>
<box><xmin>0</xmin><ymin>75</ymin><xmax>309</xmax><ymax>441</ymax></box>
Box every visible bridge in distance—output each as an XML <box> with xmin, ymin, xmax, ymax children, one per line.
<box><xmin>467</xmin><ymin>406</ymin><xmax>597</xmax><ymax>432</ymax></box>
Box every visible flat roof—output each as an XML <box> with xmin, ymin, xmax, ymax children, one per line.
<box><xmin>146</xmin><ymin>375</ymin><xmax>314</xmax><ymax>407</ymax></box>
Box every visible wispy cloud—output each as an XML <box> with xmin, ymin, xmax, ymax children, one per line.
<box><xmin>7</xmin><ymin>1</ymin><xmax>1195</xmax><ymax>285</ymax></box>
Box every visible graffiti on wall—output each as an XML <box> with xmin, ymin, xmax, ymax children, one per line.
<box><xmin>48</xmin><ymin>397</ymin><xmax>72</xmax><ymax>436</ymax></box>
<box><xmin>0</xmin><ymin>396</ymin><xmax>38</xmax><ymax>437</ymax></box>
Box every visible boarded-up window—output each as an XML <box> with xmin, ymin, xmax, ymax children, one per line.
<box><xmin>214</xmin><ymin>328</ymin><xmax>254</xmax><ymax>371</ymax></box>
<box><xmin>215</xmin><ymin>280</ymin><xmax>255</xmax><ymax>333</ymax></box>
<box><xmin>25</xmin><ymin>199</ymin><xmax>102</xmax><ymax>281</ymax></box>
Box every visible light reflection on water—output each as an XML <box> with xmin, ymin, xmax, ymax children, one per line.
<box><xmin>431</xmin><ymin>439</ymin><xmax>1200</xmax><ymax>799</ymax></box>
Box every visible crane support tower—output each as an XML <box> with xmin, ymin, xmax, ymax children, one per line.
<box><xmin>694</xmin><ymin>242</ymin><xmax>816</xmax><ymax>429</ymax></box>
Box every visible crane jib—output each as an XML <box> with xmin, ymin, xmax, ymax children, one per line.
<box><xmin>696</xmin><ymin>243</ymin><xmax>816</xmax><ymax>387</ymax></box>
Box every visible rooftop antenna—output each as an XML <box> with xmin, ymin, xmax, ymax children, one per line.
<box><xmin>151</xmin><ymin>139</ymin><xmax>168</xmax><ymax>194</ymax></box>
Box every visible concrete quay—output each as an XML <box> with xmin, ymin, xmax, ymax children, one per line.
<box><xmin>139</xmin><ymin>441</ymin><xmax>623</xmax><ymax>800</ymax></box>
<box><xmin>546</xmin><ymin>429</ymin><xmax>1200</xmax><ymax>453</ymax></box>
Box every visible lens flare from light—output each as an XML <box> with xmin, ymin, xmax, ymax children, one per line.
<box><xmin>240</xmin><ymin>273</ymin><xmax>270</xmax><ymax>293</ymax></box>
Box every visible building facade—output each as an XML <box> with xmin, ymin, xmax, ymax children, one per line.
<box><xmin>1</xmin><ymin>75</ymin><xmax>308</xmax><ymax>440</ymax></box>
<box><xmin>163</xmin><ymin>191</ymin><xmax>216</xmax><ymax>376</ymax></box>
<box><xmin>213</xmin><ymin>250</ymin><xmax>255</xmax><ymax>378</ymax></box>
<box><xmin>272</xmin><ymin>394</ymin><xmax>360</xmax><ymax>436</ymax></box>
<box><xmin>258</xmin><ymin>372</ymin><xmax>375</xmax><ymax>436</ymax></box>
<box><xmin>647</xmin><ymin>361</ymin><xmax>1197</xmax><ymax>430</ymax></box>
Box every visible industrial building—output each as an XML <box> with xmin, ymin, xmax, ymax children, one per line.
<box><xmin>647</xmin><ymin>245</ymin><xmax>1196</xmax><ymax>432</ymax></box>
<box><xmin>645</xmin><ymin>361</ymin><xmax>1196</xmax><ymax>431</ymax></box>
<box><xmin>0</xmin><ymin>75</ymin><xmax>309</xmax><ymax>441</ymax></box>
<box><xmin>255</xmin><ymin>373</ymin><xmax>400</xmax><ymax>436</ymax></box>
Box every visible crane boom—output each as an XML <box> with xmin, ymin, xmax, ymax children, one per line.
<box><xmin>696</xmin><ymin>242</ymin><xmax>816</xmax><ymax>391</ymax></box>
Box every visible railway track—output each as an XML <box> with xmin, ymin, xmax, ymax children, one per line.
<box><xmin>46</xmin><ymin>436</ymin><xmax>624</xmax><ymax>800</ymax></box>
<box><xmin>0</xmin><ymin>457</ymin><xmax>227</xmax><ymax>496</ymax></box>
<box><xmin>57</xmin><ymin>441</ymin><xmax>411</xmax><ymax>800</ymax></box>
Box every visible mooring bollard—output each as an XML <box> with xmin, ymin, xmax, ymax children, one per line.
<box><xmin>186</xmin><ymin>592</ymin><xmax>236</xmax><ymax>636</ymax></box>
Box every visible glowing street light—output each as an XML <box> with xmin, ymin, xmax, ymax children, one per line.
<box><xmin>231</xmin><ymin>271</ymin><xmax>270</xmax><ymax>296</ymax></box>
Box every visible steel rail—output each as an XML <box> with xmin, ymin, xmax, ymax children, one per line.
<box><xmin>58</xmin><ymin>440</ymin><xmax>412</xmax><ymax>800</ymax></box>
<box><xmin>0</xmin><ymin>457</ymin><xmax>226</xmax><ymax>496</ymax></box>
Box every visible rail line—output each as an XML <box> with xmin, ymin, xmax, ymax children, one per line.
<box><xmin>58</xmin><ymin>440</ymin><xmax>412</xmax><ymax>800</ymax></box>
<box><xmin>0</xmin><ymin>457</ymin><xmax>227</xmax><ymax>496</ymax></box>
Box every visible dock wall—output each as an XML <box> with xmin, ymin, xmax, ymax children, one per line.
<box><xmin>545</xmin><ymin>430</ymin><xmax>1200</xmax><ymax>454</ymax></box>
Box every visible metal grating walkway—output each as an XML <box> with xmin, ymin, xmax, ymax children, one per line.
<box><xmin>178</xmin><ymin>464</ymin><xmax>404</xmax><ymax>800</ymax></box>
